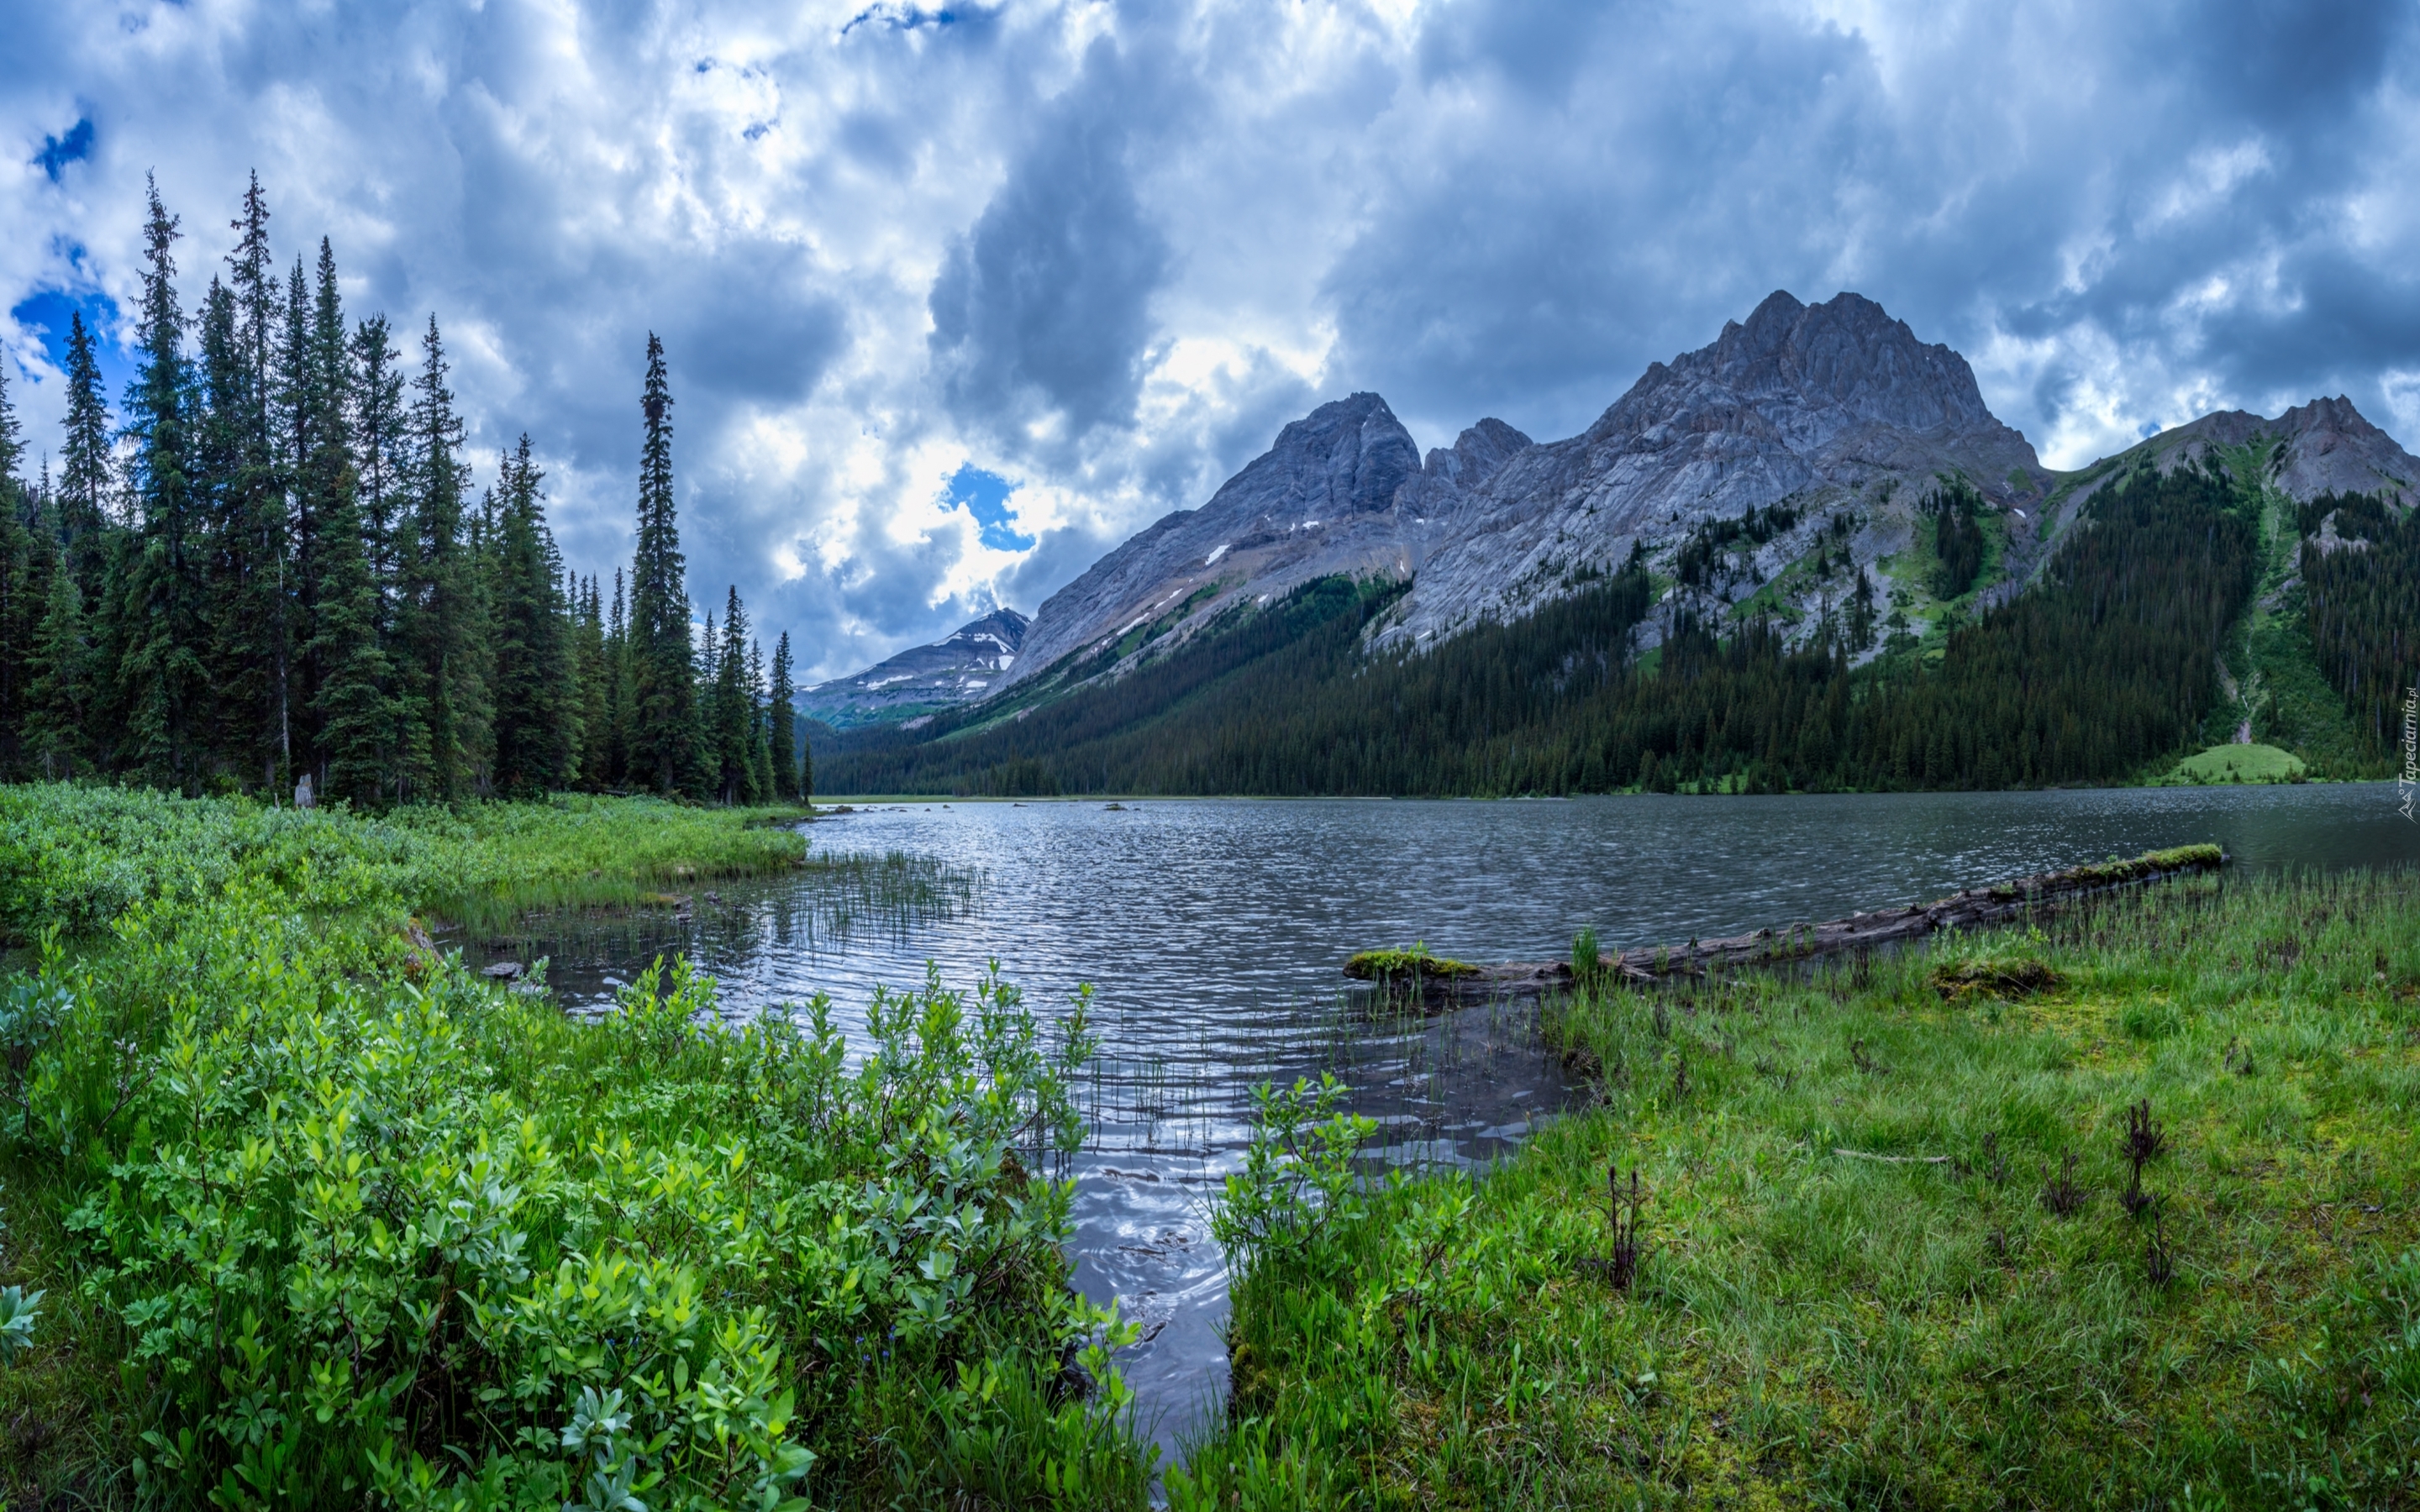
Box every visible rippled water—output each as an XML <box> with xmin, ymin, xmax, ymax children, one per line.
<box><xmin>469</xmin><ymin>783</ymin><xmax>2415</xmax><ymax>1469</ymax></box>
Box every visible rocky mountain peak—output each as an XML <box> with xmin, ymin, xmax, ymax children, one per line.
<box><xmin>1241</xmin><ymin>391</ymin><xmax>1420</xmax><ymax>521</ymax></box>
<box><xmin>1001</xmin><ymin>393</ymin><xmax>1426</xmax><ymax>688</ymax></box>
<box><xmin>1591</xmin><ymin>291</ymin><xmax>2008</xmax><ymax>452</ymax></box>
<box><xmin>1422</xmin><ymin>417</ymin><xmax>1534</xmax><ymax>492</ymax></box>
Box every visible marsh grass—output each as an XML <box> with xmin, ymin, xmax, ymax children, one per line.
<box><xmin>1176</xmin><ymin>868</ymin><xmax>2420</xmax><ymax>1509</ymax></box>
<box><xmin>0</xmin><ymin>784</ymin><xmax>823</xmax><ymax>941</ymax></box>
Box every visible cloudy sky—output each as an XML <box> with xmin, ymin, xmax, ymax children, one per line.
<box><xmin>6</xmin><ymin>0</ymin><xmax>2418</xmax><ymax>679</ymax></box>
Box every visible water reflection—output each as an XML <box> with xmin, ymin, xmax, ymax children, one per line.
<box><xmin>471</xmin><ymin>783</ymin><xmax>2416</xmax><ymax>1467</ymax></box>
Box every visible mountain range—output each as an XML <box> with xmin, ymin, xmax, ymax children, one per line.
<box><xmin>808</xmin><ymin>290</ymin><xmax>2418</xmax><ymax>795</ymax></box>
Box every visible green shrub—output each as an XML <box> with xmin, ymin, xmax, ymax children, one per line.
<box><xmin>0</xmin><ymin>785</ymin><xmax>1151</xmax><ymax>1508</ymax></box>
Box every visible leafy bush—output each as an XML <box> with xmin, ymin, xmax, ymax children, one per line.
<box><xmin>0</xmin><ymin>788</ymin><xmax>1151</xmax><ymax>1508</ymax></box>
<box><xmin>1209</xmin><ymin>1076</ymin><xmax>1376</xmax><ymax>1278</ymax></box>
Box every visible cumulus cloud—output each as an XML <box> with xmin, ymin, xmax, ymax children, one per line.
<box><xmin>2</xmin><ymin>0</ymin><xmax>2417</xmax><ymax>680</ymax></box>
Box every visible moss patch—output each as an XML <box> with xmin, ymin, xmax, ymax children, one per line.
<box><xmin>1344</xmin><ymin>945</ymin><xmax>1481</xmax><ymax>980</ymax></box>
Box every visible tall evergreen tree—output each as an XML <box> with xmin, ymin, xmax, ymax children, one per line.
<box><xmin>708</xmin><ymin>588</ymin><xmax>750</xmax><ymax>803</ymax></box>
<box><xmin>489</xmin><ymin>435</ymin><xmax>576</xmax><ymax>796</ymax></box>
<box><xmin>120</xmin><ymin>179</ymin><xmax>212</xmax><ymax>792</ymax></box>
<box><xmin>604</xmin><ymin>568</ymin><xmax>632</xmax><ymax>789</ymax></box>
<box><xmin>628</xmin><ymin>334</ymin><xmax>702</xmax><ymax>795</ymax></box>
<box><xmin>399</xmin><ymin>317</ymin><xmax>485</xmax><ymax>802</ymax></box>
<box><xmin>56</xmin><ymin>310</ymin><xmax>113</xmax><ymax>602</ymax></box>
<box><xmin>746</xmin><ymin>636</ymin><xmax>773</xmax><ymax>803</ymax></box>
<box><xmin>208</xmin><ymin>173</ymin><xmax>290</xmax><ymax>786</ymax></box>
<box><xmin>0</xmin><ymin>378</ymin><xmax>29</xmax><ymax>773</ymax></box>
<box><xmin>24</xmin><ymin>507</ymin><xmax>90</xmax><ymax>779</ymax></box>
<box><xmin>573</xmin><ymin>574</ymin><xmax>610</xmax><ymax>791</ymax></box>
<box><xmin>0</xmin><ymin>352</ymin><xmax>21</xmax><ymax>483</ymax></box>
<box><xmin>768</xmin><ymin>631</ymin><xmax>798</xmax><ymax>803</ymax></box>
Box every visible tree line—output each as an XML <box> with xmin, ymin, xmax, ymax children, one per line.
<box><xmin>821</xmin><ymin>459</ymin><xmax>2276</xmax><ymax>795</ymax></box>
<box><xmin>0</xmin><ymin>176</ymin><xmax>808</xmax><ymax>806</ymax></box>
<box><xmin>2299</xmin><ymin>490</ymin><xmax>2420</xmax><ymax>759</ymax></box>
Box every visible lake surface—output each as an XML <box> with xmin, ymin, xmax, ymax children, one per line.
<box><xmin>474</xmin><ymin>783</ymin><xmax>2415</xmax><ymax>1471</ymax></box>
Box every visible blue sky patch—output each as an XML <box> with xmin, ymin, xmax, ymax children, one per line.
<box><xmin>11</xmin><ymin>286</ymin><xmax>135</xmax><ymax>407</ymax></box>
<box><xmin>943</xmin><ymin>463</ymin><xmax>1034</xmax><ymax>551</ymax></box>
<box><xmin>33</xmin><ymin>118</ymin><xmax>93</xmax><ymax>181</ymax></box>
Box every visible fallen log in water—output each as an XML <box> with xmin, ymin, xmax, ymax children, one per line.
<box><xmin>1346</xmin><ymin>843</ymin><xmax>2226</xmax><ymax>1003</ymax></box>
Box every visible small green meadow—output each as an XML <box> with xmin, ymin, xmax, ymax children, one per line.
<box><xmin>0</xmin><ymin>785</ymin><xmax>1155</xmax><ymax>1509</ymax></box>
<box><xmin>1178</xmin><ymin>867</ymin><xmax>2420</xmax><ymax>1509</ymax></box>
<box><xmin>2160</xmin><ymin>743</ymin><xmax>2311</xmax><ymax>786</ymax></box>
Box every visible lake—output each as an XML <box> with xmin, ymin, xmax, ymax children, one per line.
<box><xmin>472</xmin><ymin>782</ymin><xmax>2415</xmax><ymax>1470</ymax></box>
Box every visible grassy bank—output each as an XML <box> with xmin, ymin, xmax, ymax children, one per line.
<box><xmin>0</xmin><ymin>785</ymin><xmax>1151</xmax><ymax>1508</ymax></box>
<box><xmin>0</xmin><ymin>784</ymin><xmax>825</xmax><ymax>943</ymax></box>
<box><xmin>1178</xmin><ymin>868</ymin><xmax>2420</xmax><ymax>1509</ymax></box>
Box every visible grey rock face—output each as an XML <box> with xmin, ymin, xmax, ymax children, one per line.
<box><xmin>1007</xmin><ymin>394</ymin><xmax>1452</xmax><ymax>685</ymax></box>
<box><xmin>1379</xmin><ymin>291</ymin><xmax>2042</xmax><ymax>647</ymax></box>
<box><xmin>800</xmin><ymin>608</ymin><xmax>1029</xmax><ymax>727</ymax></box>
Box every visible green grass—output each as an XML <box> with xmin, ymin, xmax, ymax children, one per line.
<box><xmin>2160</xmin><ymin>743</ymin><xmax>2310</xmax><ymax>785</ymax></box>
<box><xmin>0</xmin><ymin>785</ymin><xmax>1152</xmax><ymax>1509</ymax></box>
<box><xmin>1178</xmin><ymin>869</ymin><xmax>2420</xmax><ymax>1509</ymax></box>
<box><xmin>0</xmin><ymin>784</ymin><xmax>829</xmax><ymax>942</ymax></box>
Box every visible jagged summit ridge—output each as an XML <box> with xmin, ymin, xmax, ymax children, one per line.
<box><xmin>1382</xmin><ymin>291</ymin><xmax>2042</xmax><ymax>647</ymax></box>
<box><xmin>2128</xmin><ymin>396</ymin><xmax>2418</xmax><ymax>506</ymax></box>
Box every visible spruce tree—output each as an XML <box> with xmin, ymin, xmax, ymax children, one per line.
<box><xmin>399</xmin><ymin>317</ymin><xmax>484</xmax><ymax>801</ymax></box>
<box><xmin>710</xmin><ymin>586</ymin><xmax>756</xmax><ymax>804</ymax></box>
<box><xmin>218</xmin><ymin>173</ymin><xmax>288</xmax><ymax>787</ymax></box>
<box><xmin>56</xmin><ymin>310</ymin><xmax>113</xmax><ymax>603</ymax></box>
<box><xmin>489</xmin><ymin>435</ymin><xmax>574</xmax><ymax>797</ymax></box>
<box><xmin>120</xmin><ymin>179</ymin><xmax>212</xmax><ymax>792</ymax></box>
<box><xmin>747</xmin><ymin>636</ymin><xmax>773</xmax><ymax>803</ymax></box>
<box><xmin>350</xmin><ymin>313</ymin><xmax>411</xmax><ymax>789</ymax></box>
<box><xmin>24</xmin><ymin>509</ymin><xmax>90</xmax><ymax>778</ymax></box>
<box><xmin>0</xmin><ymin>469</ymin><xmax>26</xmax><ymax>775</ymax></box>
<box><xmin>604</xmin><ymin>569</ymin><xmax>631</xmax><ymax>789</ymax></box>
<box><xmin>574</xmin><ymin>574</ymin><xmax>610</xmax><ymax>791</ymax></box>
<box><xmin>0</xmin><ymin>353</ymin><xmax>21</xmax><ymax>483</ymax></box>
<box><xmin>768</xmin><ymin>631</ymin><xmax>797</xmax><ymax>803</ymax></box>
<box><xmin>292</xmin><ymin>239</ymin><xmax>388</xmax><ymax>798</ymax></box>
<box><xmin>0</xmin><ymin>364</ymin><xmax>26</xmax><ymax>773</ymax></box>
<box><xmin>628</xmin><ymin>334</ymin><xmax>702</xmax><ymax>795</ymax></box>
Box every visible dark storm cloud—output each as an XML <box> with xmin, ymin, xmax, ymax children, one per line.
<box><xmin>928</xmin><ymin>38</ymin><xmax>1171</xmax><ymax>457</ymax></box>
<box><xmin>1321</xmin><ymin>0</ymin><xmax>2420</xmax><ymax>461</ymax></box>
<box><xmin>5</xmin><ymin>0</ymin><xmax>2420</xmax><ymax>683</ymax></box>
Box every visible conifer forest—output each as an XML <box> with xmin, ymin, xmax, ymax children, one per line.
<box><xmin>0</xmin><ymin>178</ymin><xmax>808</xmax><ymax>808</ymax></box>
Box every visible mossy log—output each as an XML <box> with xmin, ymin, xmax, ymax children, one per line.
<box><xmin>1349</xmin><ymin>844</ymin><xmax>2226</xmax><ymax>1001</ymax></box>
